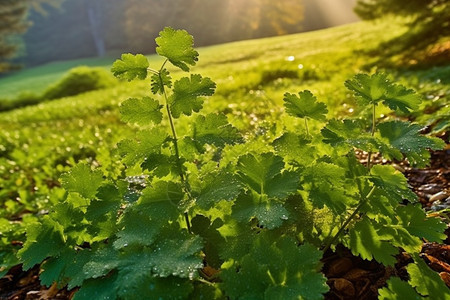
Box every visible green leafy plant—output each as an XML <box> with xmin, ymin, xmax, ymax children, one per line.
<box><xmin>13</xmin><ymin>27</ymin><xmax>448</xmax><ymax>299</ymax></box>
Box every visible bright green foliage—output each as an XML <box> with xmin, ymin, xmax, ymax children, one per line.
<box><xmin>151</xmin><ymin>68</ymin><xmax>172</xmax><ymax>95</ymax></box>
<box><xmin>120</xmin><ymin>97</ymin><xmax>163</xmax><ymax>126</ymax></box>
<box><xmin>377</xmin><ymin>121</ymin><xmax>445</xmax><ymax>167</ymax></box>
<box><xmin>378</xmin><ymin>277</ymin><xmax>422</xmax><ymax>300</ymax></box>
<box><xmin>345</xmin><ymin>73</ymin><xmax>421</xmax><ymax>113</ymax></box>
<box><xmin>169</xmin><ymin>74</ymin><xmax>216</xmax><ymax>118</ymax></box>
<box><xmin>221</xmin><ymin>234</ymin><xmax>328</xmax><ymax>300</ymax></box>
<box><xmin>191</xmin><ymin>113</ymin><xmax>242</xmax><ymax>149</ymax></box>
<box><xmin>283</xmin><ymin>90</ymin><xmax>328</xmax><ymax>121</ymax></box>
<box><xmin>156</xmin><ymin>27</ymin><xmax>199</xmax><ymax>72</ymax></box>
<box><xmin>408</xmin><ymin>255</ymin><xmax>450</xmax><ymax>299</ymax></box>
<box><xmin>111</xmin><ymin>53</ymin><xmax>149</xmax><ymax>81</ymax></box>
<box><xmin>60</xmin><ymin>163</ymin><xmax>103</xmax><ymax>199</ymax></box>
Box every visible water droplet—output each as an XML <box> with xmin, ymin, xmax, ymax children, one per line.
<box><xmin>285</xmin><ymin>56</ymin><xmax>295</xmax><ymax>61</ymax></box>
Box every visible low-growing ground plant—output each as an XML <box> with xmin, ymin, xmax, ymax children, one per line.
<box><xmin>15</xmin><ymin>27</ymin><xmax>448</xmax><ymax>299</ymax></box>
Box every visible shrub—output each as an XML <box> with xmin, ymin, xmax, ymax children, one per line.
<box><xmin>42</xmin><ymin>66</ymin><xmax>117</xmax><ymax>100</ymax></box>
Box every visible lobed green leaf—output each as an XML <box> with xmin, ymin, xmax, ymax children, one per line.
<box><xmin>347</xmin><ymin>218</ymin><xmax>398</xmax><ymax>266</ymax></box>
<box><xmin>377</xmin><ymin>121</ymin><xmax>445</xmax><ymax>167</ymax></box>
<box><xmin>378</xmin><ymin>277</ymin><xmax>422</xmax><ymax>300</ymax></box>
<box><xmin>169</xmin><ymin>74</ymin><xmax>216</xmax><ymax>118</ymax></box>
<box><xmin>283</xmin><ymin>90</ymin><xmax>328</xmax><ymax>121</ymax></box>
<box><xmin>111</xmin><ymin>53</ymin><xmax>149</xmax><ymax>81</ymax></box>
<box><xmin>60</xmin><ymin>163</ymin><xmax>103</xmax><ymax>199</ymax></box>
<box><xmin>18</xmin><ymin>217</ymin><xmax>66</xmax><ymax>270</ymax></box>
<box><xmin>321</xmin><ymin>119</ymin><xmax>378</xmax><ymax>152</ymax></box>
<box><xmin>221</xmin><ymin>234</ymin><xmax>328</xmax><ymax>299</ymax></box>
<box><xmin>117</xmin><ymin>128</ymin><xmax>168</xmax><ymax>166</ymax></box>
<box><xmin>150</xmin><ymin>68</ymin><xmax>172</xmax><ymax>95</ymax></box>
<box><xmin>345</xmin><ymin>73</ymin><xmax>421</xmax><ymax>112</ymax></box>
<box><xmin>369</xmin><ymin>165</ymin><xmax>417</xmax><ymax>203</ymax></box>
<box><xmin>156</xmin><ymin>27</ymin><xmax>199</xmax><ymax>72</ymax></box>
<box><xmin>120</xmin><ymin>96</ymin><xmax>163</xmax><ymax>126</ymax></box>
<box><xmin>191</xmin><ymin>113</ymin><xmax>242</xmax><ymax>150</ymax></box>
<box><xmin>237</xmin><ymin>153</ymin><xmax>298</xmax><ymax>198</ymax></box>
<box><xmin>408</xmin><ymin>255</ymin><xmax>450</xmax><ymax>299</ymax></box>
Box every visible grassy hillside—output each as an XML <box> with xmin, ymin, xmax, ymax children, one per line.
<box><xmin>0</xmin><ymin>19</ymin><xmax>448</xmax><ymax>218</ymax></box>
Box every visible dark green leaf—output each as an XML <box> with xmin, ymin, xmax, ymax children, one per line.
<box><xmin>321</xmin><ymin>119</ymin><xmax>378</xmax><ymax>152</ymax></box>
<box><xmin>237</xmin><ymin>153</ymin><xmax>298</xmax><ymax>198</ymax></box>
<box><xmin>378</xmin><ymin>277</ymin><xmax>422</xmax><ymax>300</ymax></box>
<box><xmin>377</xmin><ymin>121</ymin><xmax>445</xmax><ymax>167</ymax></box>
<box><xmin>397</xmin><ymin>205</ymin><xmax>446</xmax><ymax>243</ymax></box>
<box><xmin>196</xmin><ymin>171</ymin><xmax>242</xmax><ymax>210</ymax></box>
<box><xmin>369</xmin><ymin>164</ymin><xmax>417</xmax><ymax>203</ymax></box>
<box><xmin>232</xmin><ymin>193</ymin><xmax>289</xmax><ymax>229</ymax></box>
<box><xmin>345</xmin><ymin>73</ymin><xmax>421</xmax><ymax>112</ymax></box>
<box><xmin>221</xmin><ymin>234</ymin><xmax>328</xmax><ymax>300</ymax></box>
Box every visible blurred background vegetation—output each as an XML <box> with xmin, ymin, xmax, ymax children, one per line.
<box><xmin>1</xmin><ymin>0</ymin><xmax>360</xmax><ymax>72</ymax></box>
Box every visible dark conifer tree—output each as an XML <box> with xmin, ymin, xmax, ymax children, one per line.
<box><xmin>0</xmin><ymin>0</ymin><xmax>28</xmax><ymax>73</ymax></box>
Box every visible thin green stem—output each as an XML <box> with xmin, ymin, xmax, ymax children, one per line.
<box><xmin>366</xmin><ymin>104</ymin><xmax>377</xmax><ymax>170</ymax></box>
<box><xmin>323</xmin><ymin>185</ymin><xmax>376</xmax><ymax>253</ymax></box>
<box><xmin>147</xmin><ymin>68</ymin><xmax>159</xmax><ymax>74</ymax></box>
<box><xmin>159</xmin><ymin>61</ymin><xmax>193</xmax><ymax>233</ymax></box>
<box><xmin>371</xmin><ymin>104</ymin><xmax>376</xmax><ymax>136</ymax></box>
<box><xmin>304</xmin><ymin>118</ymin><xmax>310</xmax><ymax>136</ymax></box>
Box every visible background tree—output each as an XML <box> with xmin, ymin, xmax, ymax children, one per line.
<box><xmin>20</xmin><ymin>0</ymin><xmax>305</xmax><ymax>67</ymax></box>
<box><xmin>0</xmin><ymin>0</ymin><xmax>28</xmax><ymax>73</ymax></box>
<box><xmin>354</xmin><ymin>0</ymin><xmax>450</xmax><ymax>65</ymax></box>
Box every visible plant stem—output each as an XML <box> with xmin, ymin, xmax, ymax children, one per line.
<box><xmin>323</xmin><ymin>185</ymin><xmax>376</xmax><ymax>253</ymax></box>
<box><xmin>366</xmin><ymin>104</ymin><xmax>377</xmax><ymax>170</ymax></box>
<box><xmin>160</xmin><ymin>60</ymin><xmax>193</xmax><ymax>233</ymax></box>
<box><xmin>305</xmin><ymin>118</ymin><xmax>310</xmax><ymax>136</ymax></box>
